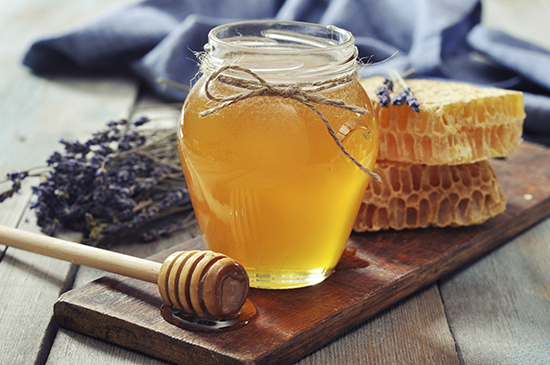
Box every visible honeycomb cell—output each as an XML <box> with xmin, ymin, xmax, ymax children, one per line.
<box><xmin>354</xmin><ymin>160</ymin><xmax>507</xmax><ymax>232</ymax></box>
<box><xmin>360</xmin><ymin>77</ymin><xmax>525</xmax><ymax>165</ymax></box>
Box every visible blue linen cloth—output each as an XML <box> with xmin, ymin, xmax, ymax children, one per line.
<box><xmin>22</xmin><ymin>0</ymin><xmax>550</xmax><ymax>145</ymax></box>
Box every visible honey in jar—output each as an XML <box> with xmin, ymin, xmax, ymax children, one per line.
<box><xmin>178</xmin><ymin>21</ymin><xmax>378</xmax><ymax>289</ymax></box>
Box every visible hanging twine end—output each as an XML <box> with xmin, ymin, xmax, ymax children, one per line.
<box><xmin>367</xmin><ymin>168</ymin><xmax>382</xmax><ymax>183</ymax></box>
<box><xmin>351</xmin><ymin>158</ymin><xmax>381</xmax><ymax>182</ymax></box>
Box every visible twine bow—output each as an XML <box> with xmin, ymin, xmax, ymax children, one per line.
<box><xmin>199</xmin><ymin>65</ymin><xmax>381</xmax><ymax>182</ymax></box>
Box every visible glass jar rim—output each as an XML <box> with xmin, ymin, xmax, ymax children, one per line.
<box><xmin>207</xmin><ymin>20</ymin><xmax>356</xmax><ymax>55</ymax></box>
<box><xmin>203</xmin><ymin>20</ymin><xmax>358</xmax><ymax>81</ymax></box>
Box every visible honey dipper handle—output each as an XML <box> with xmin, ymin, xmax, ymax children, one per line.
<box><xmin>0</xmin><ymin>225</ymin><xmax>161</xmax><ymax>284</ymax></box>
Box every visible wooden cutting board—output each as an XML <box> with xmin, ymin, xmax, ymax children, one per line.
<box><xmin>54</xmin><ymin>141</ymin><xmax>550</xmax><ymax>365</ymax></box>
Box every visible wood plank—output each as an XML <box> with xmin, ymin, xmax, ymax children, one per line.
<box><xmin>0</xmin><ymin>177</ymin><xmax>36</xmax><ymax>231</ymax></box>
<box><xmin>0</xmin><ymin>0</ymin><xmax>139</xmax><ymax>359</ymax></box>
<box><xmin>0</xmin><ymin>209</ymin><xmax>76</xmax><ymax>364</ymax></box>
<box><xmin>435</xmin><ymin>141</ymin><xmax>550</xmax><ymax>363</ymax></box>
<box><xmin>297</xmin><ymin>284</ymin><xmax>460</xmax><ymax>365</ymax></box>
<box><xmin>439</xmin><ymin>217</ymin><xmax>550</xmax><ymax>363</ymax></box>
<box><xmin>52</xmin><ymin>141</ymin><xmax>550</xmax><ymax>365</ymax></box>
<box><xmin>0</xmin><ymin>0</ymin><xmax>137</xmax><ymax>160</ymax></box>
<box><xmin>48</xmin><ymin>329</ymin><xmax>171</xmax><ymax>365</ymax></box>
<box><xmin>0</xmin><ymin>74</ymin><xmax>137</xmax><ymax>170</ymax></box>
<box><xmin>0</xmin><ymin>75</ymin><xmax>138</xmax><ymax>362</ymax></box>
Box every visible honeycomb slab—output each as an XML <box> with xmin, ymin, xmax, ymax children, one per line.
<box><xmin>354</xmin><ymin>160</ymin><xmax>507</xmax><ymax>231</ymax></box>
<box><xmin>360</xmin><ymin>77</ymin><xmax>525</xmax><ymax>165</ymax></box>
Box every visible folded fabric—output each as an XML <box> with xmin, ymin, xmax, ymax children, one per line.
<box><xmin>22</xmin><ymin>0</ymin><xmax>550</xmax><ymax>145</ymax></box>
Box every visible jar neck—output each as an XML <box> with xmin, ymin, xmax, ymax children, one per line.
<box><xmin>201</xmin><ymin>21</ymin><xmax>359</xmax><ymax>83</ymax></box>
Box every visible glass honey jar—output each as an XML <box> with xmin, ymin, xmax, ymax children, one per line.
<box><xmin>178</xmin><ymin>20</ymin><xmax>378</xmax><ymax>289</ymax></box>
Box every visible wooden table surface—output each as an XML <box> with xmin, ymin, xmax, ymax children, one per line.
<box><xmin>1</xmin><ymin>1</ymin><xmax>549</xmax><ymax>364</ymax></box>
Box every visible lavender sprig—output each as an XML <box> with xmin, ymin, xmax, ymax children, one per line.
<box><xmin>375</xmin><ymin>78</ymin><xmax>394</xmax><ymax>108</ymax></box>
<box><xmin>0</xmin><ymin>117</ymin><xmax>196</xmax><ymax>245</ymax></box>
<box><xmin>391</xmin><ymin>90</ymin><xmax>407</xmax><ymax>106</ymax></box>
<box><xmin>0</xmin><ymin>172</ymin><xmax>29</xmax><ymax>202</ymax></box>
<box><xmin>391</xmin><ymin>87</ymin><xmax>420</xmax><ymax>112</ymax></box>
<box><xmin>405</xmin><ymin>91</ymin><xmax>420</xmax><ymax>112</ymax></box>
<box><xmin>376</xmin><ymin>68</ymin><xmax>421</xmax><ymax>113</ymax></box>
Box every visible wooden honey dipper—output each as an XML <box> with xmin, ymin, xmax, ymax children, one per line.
<box><xmin>0</xmin><ymin>225</ymin><xmax>249</xmax><ymax>320</ymax></box>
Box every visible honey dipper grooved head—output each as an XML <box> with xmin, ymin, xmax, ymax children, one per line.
<box><xmin>158</xmin><ymin>250</ymin><xmax>249</xmax><ymax>320</ymax></box>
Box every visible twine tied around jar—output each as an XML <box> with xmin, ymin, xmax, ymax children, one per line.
<box><xmin>199</xmin><ymin>65</ymin><xmax>381</xmax><ymax>182</ymax></box>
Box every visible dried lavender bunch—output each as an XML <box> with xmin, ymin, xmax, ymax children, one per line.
<box><xmin>375</xmin><ymin>78</ymin><xmax>394</xmax><ymax>108</ymax></box>
<box><xmin>0</xmin><ymin>117</ymin><xmax>195</xmax><ymax>245</ymax></box>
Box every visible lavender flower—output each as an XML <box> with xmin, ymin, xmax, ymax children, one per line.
<box><xmin>133</xmin><ymin>116</ymin><xmax>150</xmax><ymax>127</ymax></box>
<box><xmin>391</xmin><ymin>91</ymin><xmax>407</xmax><ymax>106</ymax></box>
<box><xmin>406</xmin><ymin>92</ymin><xmax>420</xmax><ymax>112</ymax></box>
<box><xmin>46</xmin><ymin>152</ymin><xmax>63</xmax><ymax>166</ymax></box>
<box><xmin>60</xmin><ymin>139</ymin><xmax>89</xmax><ymax>155</ymax></box>
<box><xmin>158</xmin><ymin>186</ymin><xmax>189</xmax><ymax>210</ymax></box>
<box><xmin>375</xmin><ymin>78</ymin><xmax>394</xmax><ymax>108</ymax></box>
<box><xmin>0</xmin><ymin>116</ymin><xmax>194</xmax><ymax>245</ymax></box>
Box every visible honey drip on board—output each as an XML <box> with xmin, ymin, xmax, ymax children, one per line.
<box><xmin>160</xmin><ymin>299</ymin><xmax>257</xmax><ymax>332</ymax></box>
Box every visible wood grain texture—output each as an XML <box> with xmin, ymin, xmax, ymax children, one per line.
<box><xmin>0</xmin><ymin>80</ymin><xmax>138</xmax><ymax>362</ymax></box>
<box><xmin>52</xmin><ymin>141</ymin><xmax>550</xmax><ymax>365</ymax></box>
<box><xmin>0</xmin><ymin>0</ymin><xmax>138</xmax><ymax>173</ymax></box>
<box><xmin>0</xmin><ymin>211</ymin><xmax>74</xmax><ymax>364</ymax></box>
<box><xmin>0</xmin><ymin>178</ymin><xmax>36</xmax><ymax>232</ymax></box>
<box><xmin>436</xmin><ymin>141</ymin><xmax>550</xmax><ymax>362</ymax></box>
<box><xmin>48</xmin><ymin>328</ymin><xmax>170</xmax><ymax>365</ymax></box>
<box><xmin>0</xmin><ymin>1</ymin><xmax>139</xmax><ymax>362</ymax></box>
<box><xmin>440</xmin><ymin>218</ymin><xmax>550</xmax><ymax>364</ymax></box>
<box><xmin>297</xmin><ymin>284</ymin><xmax>460</xmax><ymax>365</ymax></box>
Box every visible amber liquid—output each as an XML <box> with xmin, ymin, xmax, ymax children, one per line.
<box><xmin>178</xmin><ymin>75</ymin><xmax>378</xmax><ymax>289</ymax></box>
